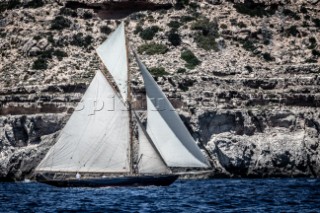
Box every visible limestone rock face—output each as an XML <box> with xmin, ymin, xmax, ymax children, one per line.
<box><xmin>0</xmin><ymin>114</ymin><xmax>65</xmax><ymax>181</ymax></box>
<box><xmin>0</xmin><ymin>0</ymin><xmax>320</xmax><ymax>180</ymax></box>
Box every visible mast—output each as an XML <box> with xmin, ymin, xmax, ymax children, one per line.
<box><xmin>124</xmin><ymin>21</ymin><xmax>134</xmax><ymax>174</ymax></box>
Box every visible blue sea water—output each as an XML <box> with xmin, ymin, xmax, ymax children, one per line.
<box><xmin>0</xmin><ymin>179</ymin><xmax>320</xmax><ymax>212</ymax></box>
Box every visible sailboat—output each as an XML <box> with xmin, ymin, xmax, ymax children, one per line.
<box><xmin>34</xmin><ymin>22</ymin><xmax>210</xmax><ymax>187</ymax></box>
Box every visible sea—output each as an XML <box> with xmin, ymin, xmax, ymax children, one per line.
<box><xmin>1</xmin><ymin>179</ymin><xmax>320</xmax><ymax>212</ymax></box>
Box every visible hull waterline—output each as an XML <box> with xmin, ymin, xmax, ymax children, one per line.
<box><xmin>36</xmin><ymin>174</ymin><xmax>179</xmax><ymax>187</ymax></box>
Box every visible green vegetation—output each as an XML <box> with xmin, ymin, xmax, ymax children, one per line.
<box><xmin>53</xmin><ymin>49</ymin><xmax>68</xmax><ymax>61</ymax></box>
<box><xmin>175</xmin><ymin>0</ymin><xmax>189</xmax><ymax>10</ymax></box>
<box><xmin>24</xmin><ymin>0</ymin><xmax>44</xmax><ymax>8</ymax></box>
<box><xmin>134</xmin><ymin>25</ymin><xmax>143</xmax><ymax>35</ymax></box>
<box><xmin>33</xmin><ymin>35</ymin><xmax>42</xmax><ymax>41</ymax></box>
<box><xmin>240</xmin><ymin>40</ymin><xmax>256</xmax><ymax>52</ymax></box>
<box><xmin>168</xmin><ymin>31</ymin><xmax>181</xmax><ymax>46</ymax></box>
<box><xmin>244</xmin><ymin>65</ymin><xmax>253</xmax><ymax>73</ymax></box>
<box><xmin>83</xmin><ymin>11</ymin><xmax>93</xmax><ymax>19</ymax></box>
<box><xmin>191</xmin><ymin>17</ymin><xmax>219</xmax><ymax>51</ymax></box>
<box><xmin>312</xmin><ymin>49</ymin><xmax>320</xmax><ymax>57</ymax></box>
<box><xmin>149</xmin><ymin>67</ymin><xmax>168</xmax><ymax>77</ymax></box>
<box><xmin>139</xmin><ymin>26</ymin><xmax>160</xmax><ymax>40</ymax></box>
<box><xmin>189</xmin><ymin>2</ymin><xmax>199</xmax><ymax>10</ymax></box>
<box><xmin>168</xmin><ymin>21</ymin><xmax>182</xmax><ymax>30</ymax></box>
<box><xmin>262</xmin><ymin>52</ymin><xmax>274</xmax><ymax>61</ymax></box>
<box><xmin>313</xmin><ymin>18</ymin><xmax>320</xmax><ymax>28</ymax></box>
<box><xmin>233</xmin><ymin>2</ymin><xmax>277</xmax><ymax>17</ymax></box>
<box><xmin>181</xmin><ymin>49</ymin><xmax>201</xmax><ymax>69</ymax></box>
<box><xmin>31</xmin><ymin>49</ymin><xmax>52</xmax><ymax>70</ymax></box>
<box><xmin>0</xmin><ymin>31</ymin><xmax>6</xmax><ymax>38</ymax></box>
<box><xmin>32</xmin><ymin>58</ymin><xmax>47</xmax><ymax>70</ymax></box>
<box><xmin>283</xmin><ymin>9</ymin><xmax>300</xmax><ymax>20</ymax></box>
<box><xmin>191</xmin><ymin>18</ymin><xmax>219</xmax><ymax>37</ymax></box>
<box><xmin>0</xmin><ymin>0</ymin><xmax>20</xmax><ymax>12</ymax></box>
<box><xmin>180</xmin><ymin>16</ymin><xmax>195</xmax><ymax>23</ymax></box>
<box><xmin>220</xmin><ymin>24</ymin><xmax>228</xmax><ymax>29</ymax></box>
<box><xmin>286</xmin><ymin>26</ymin><xmax>299</xmax><ymax>37</ymax></box>
<box><xmin>100</xmin><ymin>25</ymin><xmax>112</xmax><ymax>34</ymax></box>
<box><xmin>305</xmin><ymin>58</ymin><xmax>318</xmax><ymax>63</ymax></box>
<box><xmin>71</xmin><ymin>33</ymin><xmax>93</xmax><ymax>48</ymax></box>
<box><xmin>194</xmin><ymin>35</ymin><xmax>218</xmax><ymax>51</ymax></box>
<box><xmin>51</xmin><ymin>16</ymin><xmax>72</xmax><ymax>30</ymax></box>
<box><xmin>300</xmin><ymin>6</ymin><xmax>308</xmax><ymax>13</ymax></box>
<box><xmin>230</xmin><ymin>19</ymin><xmax>237</xmax><ymax>26</ymax></box>
<box><xmin>308</xmin><ymin>37</ymin><xmax>317</xmax><ymax>49</ymax></box>
<box><xmin>138</xmin><ymin>43</ymin><xmax>168</xmax><ymax>55</ymax></box>
<box><xmin>59</xmin><ymin>7</ymin><xmax>77</xmax><ymax>17</ymax></box>
<box><xmin>177</xmin><ymin>68</ymin><xmax>186</xmax><ymax>73</ymax></box>
<box><xmin>238</xmin><ymin>21</ymin><xmax>247</xmax><ymax>28</ymax></box>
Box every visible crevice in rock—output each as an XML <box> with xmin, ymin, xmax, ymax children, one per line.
<box><xmin>65</xmin><ymin>0</ymin><xmax>173</xmax><ymax>20</ymax></box>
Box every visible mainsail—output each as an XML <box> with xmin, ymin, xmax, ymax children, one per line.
<box><xmin>135</xmin><ymin>54</ymin><xmax>210</xmax><ymax>168</ymax></box>
<box><xmin>36</xmin><ymin>70</ymin><xmax>131</xmax><ymax>173</ymax></box>
<box><xmin>96</xmin><ymin>22</ymin><xmax>129</xmax><ymax>101</ymax></box>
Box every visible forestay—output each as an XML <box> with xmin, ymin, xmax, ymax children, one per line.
<box><xmin>137</xmin><ymin>124</ymin><xmax>169</xmax><ymax>174</ymax></box>
<box><xmin>96</xmin><ymin>22</ymin><xmax>128</xmax><ymax>102</ymax></box>
<box><xmin>36</xmin><ymin>71</ymin><xmax>130</xmax><ymax>173</ymax></box>
<box><xmin>135</xmin><ymin>54</ymin><xmax>210</xmax><ymax>168</ymax></box>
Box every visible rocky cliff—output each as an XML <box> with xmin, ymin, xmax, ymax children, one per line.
<box><xmin>0</xmin><ymin>0</ymin><xmax>319</xmax><ymax>180</ymax></box>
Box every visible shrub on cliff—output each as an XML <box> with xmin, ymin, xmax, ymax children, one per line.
<box><xmin>0</xmin><ymin>0</ymin><xmax>21</xmax><ymax>12</ymax></box>
<box><xmin>241</xmin><ymin>40</ymin><xmax>256</xmax><ymax>52</ymax></box>
<box><xmin>168</xmin><ymin>21</ymin><xmax>182</xmax><ymax>30</ymax></box>
<box><xmin>51</xmin><ymin>16</ymin><xmax>72</xmax><ymax>30</ymax></box>
<box><xmin>32</xmin><ymin>58</ymin><xmax>47</xmax><ymax>70</ymax></box>
<box><xmin>313</xmin><ymin>18</ymin><xmax>320</xmax><ymax>28</ymax></box>
<box><xmin>262</xmin><ymin>52</ymin><xmax>275</xmax><ymax>61</ymax></box>
<box><xmin>53</xmin><ymin>49</ymin><xmax>68</xmax><ymax>61</ymax></box>
<box><xmin>70</xmin><ymin>33</ymin><xmax>93</xmax><ymax>48</ymax></box>
<box><xmin>312</xmin><ymin>49</ymin><xmax>320</xmax><ymax>57</ymax></box>
<box><xmin>180</xmin><ymin>15</ymin><xmax>195</xmax><ymax>23</ymax></box>
<box><xmin>168</xmin><ymin>31</ymin><xmax>181</xmax><ymax>46</ymax></box>
<box><xmin>181</xmin><ymin>49</ymin><xmax>201</xmax><ymax>69</ymax></box>
<box><xmin>100</xmin><ymin>25</ymin><xmax>112</xmax><ymax>34</ymax></box>
<box><xmin>24</xmin><ymin>0</ymin><xmax>44</xmax><ymax>8</ymax></box>
<box><xmin>177</xmin><ymin>68</ymin><xmax>186</xmax><ymax>73</ymax></box>
<box><xmin>286</xmin><ymin>26</ymin><xmax>299</xmax><ymax>37</ymax></box>
<box><xmin>149</xmin><ymin>67</ymin><xmax>168</xmax><ymax>77</ymax></box>
<box><xmin>191</xmin><ymin>18</ymin><xmax>218</xmax><ymax>37</ymax></box>
<box><xmin>191</xmin><ymin>18</ymin><xmax>219</xmax><ymax>51</ymax></box>
<box><xmin>134</xmin><ymin>25</ymin><xmax>143</xmax><ymax>35</ymax></box>
<box><xmin>283</xmin><ymin>9</ymin><xmax>300</xmax><ymax>20</ymax></box>
<box><xmin>59</xmin><ymin>7</ymin><xmax>77</xmax><ymax>17</ymax></box>
<box><xmin>139</xmin><ymin>26</ymin><xmax>160</xmax><ymax>40</ymax></box>
<box><xmin>175</xmin><ymin>0</ymin><xmax>189</xmax><ymax>10</ymax></box>
<box><xmin>308</xmin><ymin>37</ymin><xmax>317</xmax><ymax>49</ymax></box>
<box><xmin>195</xmin><ymin>34</ymin><xmax>218</xmax><ymax>51</ymax></box>
<box><xmin>138</xmin><ymin>43</ymin><xmax>168</xmax><ymax>55</ymax></box>
<box><xmin>83</xmin><ymin>11</ymin><xmax>93</xmax><ymax>19</ymax></box>
<box><xmin>233</xmin><ymin>1</ymin><xmax>277</xmax><ymax>17</ymax></box>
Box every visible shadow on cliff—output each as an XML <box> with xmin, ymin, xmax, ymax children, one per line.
<box><xmin>65</xmin><ymin>0</ymin><xmax>173</xmax><ymax>20</ymax></box>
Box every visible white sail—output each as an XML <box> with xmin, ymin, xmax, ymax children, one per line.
<box><xmin>135</xmin><ymin>54</ymin><xmax>210</xmax><ymax>168</ymax></box>
<box><xmin>36</xmin><ymin>71</ymin><xmax>130</xmax><ymax>173</ymax></box>
<box><xmin>137</xmin><ymin>123</ymin><xmax>169</xmax><ymax>174</ymax></box>
<box><xmin>96</xmin><ymin>22</ymin><xmax>128</xmax><ymax>102</ymax></box>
